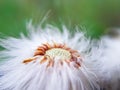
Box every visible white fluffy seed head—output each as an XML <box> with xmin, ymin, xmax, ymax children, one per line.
<box><xmin>0</xmin><ymin>22</ymin><xmax>100</xmax><ymax>90</ymax></box>
<box><xmin>95</xmin><ymin>35</ymin><xmax>120</xmax><ymax>90</ymax></box>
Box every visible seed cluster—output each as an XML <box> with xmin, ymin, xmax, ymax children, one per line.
<box><xmin>23</xmin><ymin>43</ymin><xmax>82</xmax><ymax>68</ymax></box>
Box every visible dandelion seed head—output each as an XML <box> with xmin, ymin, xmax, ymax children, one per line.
<box><xmin>0</xmin><ymin>23</ymin><xmax>100</xmax><ymax>90</ymax></box>
<box><xmin>96</xmin><ymin>35</ymin><xmax>120</xmax><ymax>90</ymax></box>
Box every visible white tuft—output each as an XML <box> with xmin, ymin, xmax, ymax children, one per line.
<box><xmin>0</xmin><ymin>23</ymin><xmax>100</xmax><ymax>90</ymax></box>
<box><xmin>96</xmin><ymin>36</ymin><xmax>120</xmax><ymax>90</ymax></box>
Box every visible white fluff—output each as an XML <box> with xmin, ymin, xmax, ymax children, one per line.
<box><xmin>0</xmin><ymin>22</ymin><xmax>100</xmax><ymax>90</ymax></box>
<box><xmin>96</xmin><ymin>36</ymin><xmax>120</xmax><ymax>90</ymax></box>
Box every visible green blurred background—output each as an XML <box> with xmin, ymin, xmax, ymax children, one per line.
<box><xmin>0</xmin><ymin>0</ymin><xmax>120</xmax><ymax>38</ymax></box>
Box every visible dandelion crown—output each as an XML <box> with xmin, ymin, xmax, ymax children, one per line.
<box><xmin>1</xmin><ymin>22</ymin><xmax>120</xmax><ymax>90</ymax></box>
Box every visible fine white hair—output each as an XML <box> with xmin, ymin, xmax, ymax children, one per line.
<box><xmin>95</xmin><ymin>35</ymin><xmax>120</xmax><ymax>90</ymax></box>
<box><xmin>0</xmin><ymin>22</ymin><xmax>100</xmax><ymax>90</ymax></box>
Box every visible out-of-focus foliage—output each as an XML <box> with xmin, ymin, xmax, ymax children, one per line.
<box><xmin>0</xmin><ymin>0</ymin><xmax>120</xmax><ymax>38</ymax></box>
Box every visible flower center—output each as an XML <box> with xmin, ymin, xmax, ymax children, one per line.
<box><xmin>23</xmin><ymin>43</ymin><xmax>81</xmax><ymax>69</ymax></box>
<box><xmin>45</xmin><ymin>48</ymin><xmax>71</xmax><ymax>60</ymax></box>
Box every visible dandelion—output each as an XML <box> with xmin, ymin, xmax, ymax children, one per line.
<box><xmin>0</xmin><ymin>23</ymin><xmax>100</xmax><ymax>90</ymax></box>
<box><xmin>96</xmin><ymin>33</ymin><xmax>120</xmax><ymax>90</ymax></box>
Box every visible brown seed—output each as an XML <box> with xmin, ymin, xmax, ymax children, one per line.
<box><xmin>34</xmin><ymin>50</ymin><xmax>45</xmax><ymax>56</ymax></box>
<box><xmin>23</xmin><ymin>57</ymin><xmax>36</xmax><ymax>64</ymax></box>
